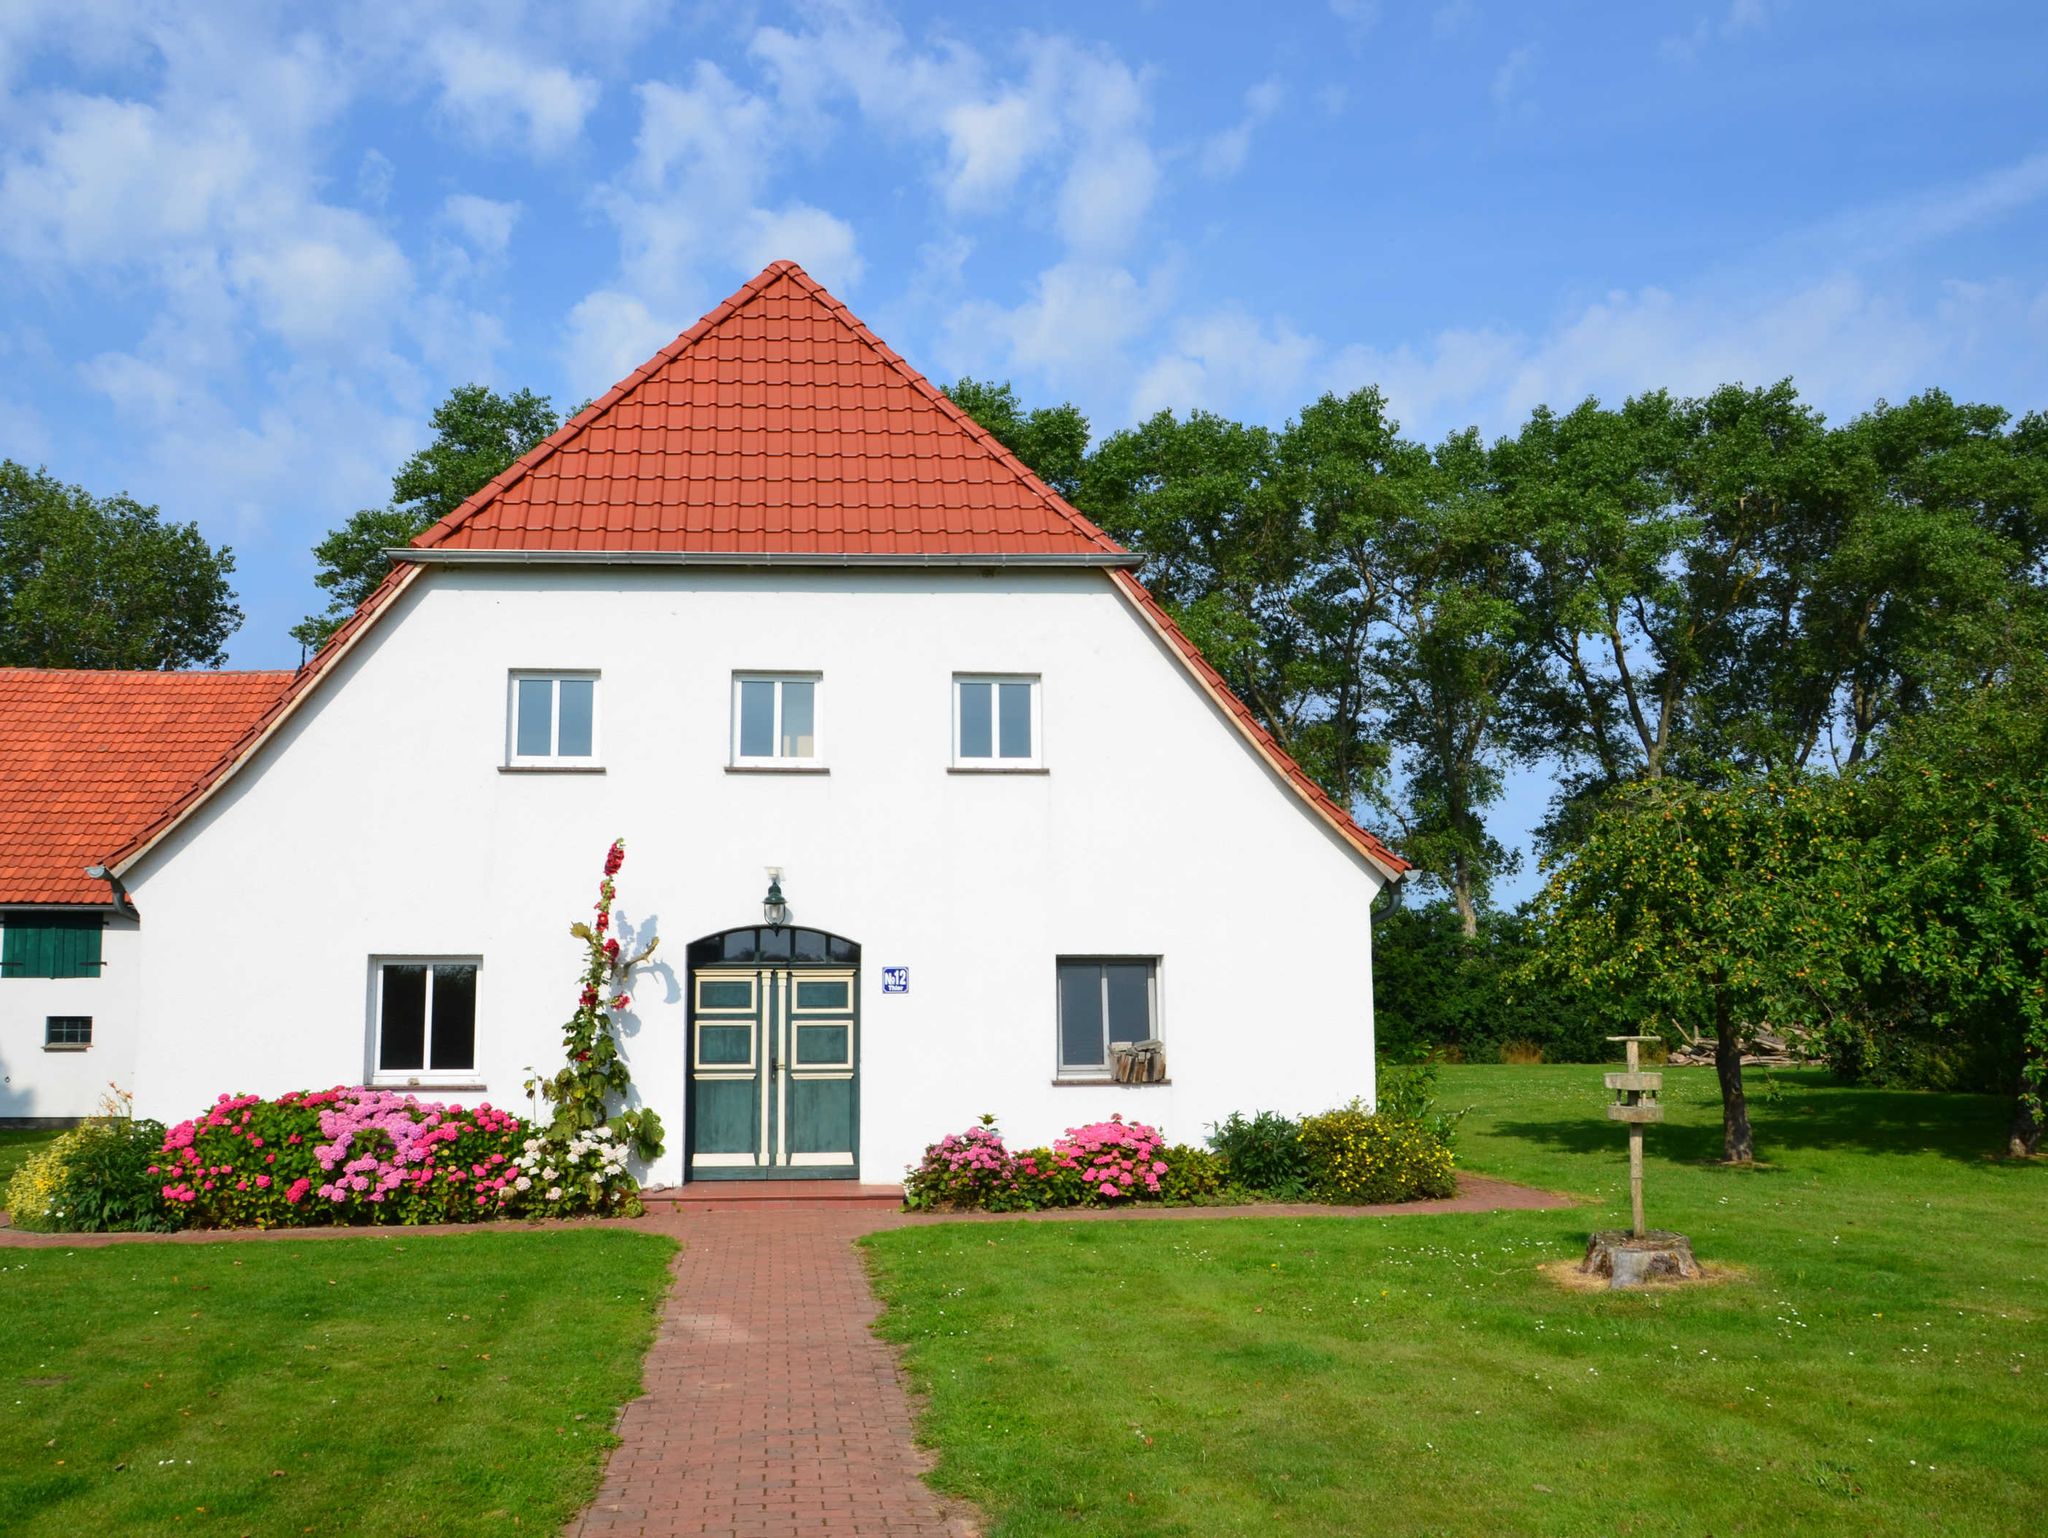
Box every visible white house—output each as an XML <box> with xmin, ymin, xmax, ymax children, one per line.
<box><xmin>6</xmin><ymin>261</ymin><xmax>1408</xmax><ymax>1184</ymax></box>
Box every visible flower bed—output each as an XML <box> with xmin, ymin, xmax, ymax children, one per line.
<box><xmin>904</xmin><ymin>1079</ymin><xmax>1460</xmax><ymax>1214</ymax></box>
<box><xmin>155</xmin><ymin>1088</ymin><xmax>528</xmax><ymax>1228</ymax></box>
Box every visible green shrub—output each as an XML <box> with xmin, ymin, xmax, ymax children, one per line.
<box><xmin>1297</xmin><ymin>1101</ymin><xmax>1457</xmax><ymax>1204</ymax></box>
<box><xmin>1373</xmin><ymin>899</ymin><xmax>1610</xmax><ymax>1062</ymax></box>
<box><xmin>5</xmin><ymin>1118</ymin><xmax>182</xmax><ymax>1233</ymax></box>
<box><xmin>1373</xmin><ymin>1057</ymin><xmax>1465</xmax><ymax>1144</ymax></box>
<box><xmin>1159</xmin><ymin>1143</ymin><xmax>1230</xmax><ymax>1203</ymax></box>
<box><xmin>1206</xmin><ymin>1110</ymin><xmax>1311</xmax><ymax>1197</ymax></box>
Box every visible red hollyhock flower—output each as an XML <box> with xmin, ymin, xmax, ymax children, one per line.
<box><xmin>595</xmin><ymin>910</ymin><xmax>609</xmax><ymax>933</ymax></box>
<box><xmin>612</xmin><ymin>994</ymin><xmax>630</xmax><ymax>1009</ymax></box>
<box><xmin>580</xmin><ymin>987</ymin><xmax>599</xmax><ymax>1009</ymax></box>
<box><xmin>605</xmin><ymin>840</ymin><xmax>626</xmax><ymax>877</ymax></box>
<box><xmin>604</xmin><ymin>937</ymin><xmax>620</xmax><ymax>959</ymax></box>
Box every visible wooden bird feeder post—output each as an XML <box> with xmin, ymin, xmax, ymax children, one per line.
<box><xmin>1579</xmin><ymin>1035</ymin><xmax>1703</xmax><ymax>1288</ymax></box>
<box><xmin>1605</xmin><ymin>1035</ymin><xmax>1663</xmax><ymax>1238</ymax></box>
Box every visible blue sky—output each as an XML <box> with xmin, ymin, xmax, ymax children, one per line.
<box><xmin>4</xmin><ymin>1</ymin><xmax>2044</xmax><ymax>895</ymax></box>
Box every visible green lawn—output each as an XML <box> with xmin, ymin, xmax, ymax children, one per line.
<box><xmin>0</xmin><ymin>1229</ymin><xmax>675</xmax><ymax>1536</ymax></box>
<box><xmin>0</xmin><ymin>1127</ymin><xmax>65</xmax><ymax>1191</ymax></box>
<box><xmin>864</xmin><ymin>1066</ymin><xmax>2046</xmax><ymax>1537</ymax></box>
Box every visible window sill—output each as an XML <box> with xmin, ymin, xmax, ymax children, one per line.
<box><xmin>371</xmin><ymin>1078</ymin><xmax>488</xmax><ymax>1092</ymax></box>
<box><xmin>500</xmin><ymin>764</ymin><xmax>605</xmax><ymax>774</ymax></box>
<box><xmin>43</xmin><ymin>1044</ymin><xmax>91</xmax><ymax>1053</ymax></box>
<box><xmin>1051</xmin><ymin>1077</ymin><xmax>1171</xmax><ymax>1087</ymax></box>
<box><xmin>725</xmin><ymin>764</ymin><xmax>830</xmax><ymax>775</ymax></box>
<box><xmin>948</xmin><ymin>765</ymin><xmax>1049</xmax><ymax>775</ymax></box>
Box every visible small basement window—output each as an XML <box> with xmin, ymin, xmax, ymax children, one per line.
<box><xmin>953</xmin><ymin>675</ymin><xmax>1040</xmax><ymax>768</ymax></box>
<box><xmin>731</xmin><ymin>673</ymin><xmax>822</xmax><ymax>767</ymax></box>
<box><xmin>1</xmin><ymin>911</ymin><xmax>104</xmax><ymax>979</ymax></box>
<box><xmin>372</xmin><ymin>959</ymin><xmax>479</xmax><ymax>1083</ymax></box>
<box><xmin>1056</xmin><ymin>957</ymin><xmax>1159</xmax><ymax>1079</ymax></box>
<box><xmin>507</xmin><ymin>672</ymin><xmax>599</xmax><ymax>767</ymax></box>
<box><xmin>45</xmin><ymin>1015</ymin><xmax>92</xmax><ymax>1049</ymax></box>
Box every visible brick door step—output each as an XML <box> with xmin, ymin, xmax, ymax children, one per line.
<box><xmin>642</xmin><ymin>1181</ymin><xmax>906</xmax><ymax>1206</ymax></box>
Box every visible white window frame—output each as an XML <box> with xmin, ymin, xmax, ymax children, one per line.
<box><xmin>369</xmin><ymin>956</ymin><xmax>483</xmax><ymax>1087</ymax></box>
<box><xmin>730</xmin><ymin>672</ymin><xmax>825</xmax><ymax>769</ymax></box>
<box><xmin>952</xmin><ymin>673</ymin><xmax>1043</xmax><ymax>769</ymax></box>
<box><xmin>1054</xmin><ymin>956</ymin><xmax>1160</xmax><ymax>1080</ymax></box>
<box><xmin>505</xmin><ymin>671</ymin><xmax>601</xmax><ymax>768</ymax></box>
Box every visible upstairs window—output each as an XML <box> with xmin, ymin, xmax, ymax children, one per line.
<box><xmin>1056</xmin><ymin>957</ymin><xmax>1159</xmax><ymax>1078</ymax></box>
<box><xmin>508</xmin><ymin>672</ymin><xmax>598</xmax><ymax>767</ymax></box>
<box><xmin>373</xmin><ymin>959</ymin><xmax>479</xmax><ymax>1083</ymax></box>
<box><xmin>732</xmin><ymin>674</ymin><xmax>822</xmax><ymax>768</ymax></box>
<box><xmin>954</xmin><ymin>675</ymin><xmax>1040</xmax><ymax>767</ymax></box>
<box><xmin>1</xmin><ymin>912</ymin><xmax>104</xmax><ymax>979</ymax></box>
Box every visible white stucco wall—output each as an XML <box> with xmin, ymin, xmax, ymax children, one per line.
<box><xmin>124</xmin><ymin>567</ymin><xmax>1386</xmax><ymax>1184</ymax></box>
<box><xmin>0</xmin><ymin>910</ymin><xmax>139</xmax><ymax>1121</ymax></box>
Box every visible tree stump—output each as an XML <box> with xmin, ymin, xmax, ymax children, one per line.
<box><xmin>1579</xmin><ymin>1229</ymin><xmax>1703</xmax><ymax>1288</ymax></box>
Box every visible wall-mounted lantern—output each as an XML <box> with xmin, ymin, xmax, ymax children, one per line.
<box><xmin>762</xmin><ymin>867</ymin><xmax>789</xmax><ymax>929</ymax></box>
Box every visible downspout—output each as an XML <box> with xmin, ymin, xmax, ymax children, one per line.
<box><xmin>83</xmin><ymin>863</ymin><xmax>138</xmax><ymax>917</ymax></box>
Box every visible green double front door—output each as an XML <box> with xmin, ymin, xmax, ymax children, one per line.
<box><xmin>687</xmin><ymin>965</ymin><xmax>858</xmax><ymax>1179</ymax></box>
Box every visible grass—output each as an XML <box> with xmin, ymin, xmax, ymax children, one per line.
<box><xmin>0</xmin><ymin>1228</ymin><xmax>675</xmax><ymax>1536</ymax></box>
<box><xmin>0</xmin><ymin>1127</ymin><xmax>65</xmax><ymax>1191</ymax></box>
<box><xmin>863</xmin><ymin>1065</ymin><xmax>2046</xmax><ymax>1537</ymax></box>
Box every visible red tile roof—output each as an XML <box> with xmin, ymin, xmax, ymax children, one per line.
<box><xmin>92</xmin><ymin>261</ymin><xmax>1402</xmax><ymax>885</ymax></box>
<box><xmin>411</xmin><ymin>261</ymin><xmax>1127</xmax><ymax>560</ymax></box>
<box><xmin>0</xmin><ymin>669</ymin><xmax>292</xmax><ymax>904</ymax></box>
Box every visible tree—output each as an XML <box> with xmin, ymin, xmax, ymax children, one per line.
<box><xmin>1523</xmin><ymin>776</ymin><xmax>1866</xmax><ymax>1163</ymax></box>
<box><xmin>1849</xmin><ymin>661</ymin><xmax>2048</xmax><ymax>1155</ymax></box>
<box><xmin>0</xmin><ymin>460</ymin><xmax>241</xmax><ymax>669</ymax></box>
<box><xmin>941</xmin><ymin>378</ymin><xmax>1091</xmax><ymax>503</ymax></box>
<box><xmin>294</xmin><ymin>385</ymin><xmax>560</xmax><ymax>649</ymax></box>
<box><xmin>1364</xmin><ymin>426</ymin><xmax>1535</xmax><ymax>932</ymax></box>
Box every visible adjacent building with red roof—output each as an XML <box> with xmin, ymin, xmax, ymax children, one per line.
<box><xmin>5</xmin><ymin>261</ymin><xmax>1405</xmax><ymax>1165</ymax></box>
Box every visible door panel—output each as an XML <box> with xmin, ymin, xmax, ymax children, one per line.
<box><xmin>687</xmin><ymin>962</ymin><xmax>857</xmax><ymax>1179</ymax></box>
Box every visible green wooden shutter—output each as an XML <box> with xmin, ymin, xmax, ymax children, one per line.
<box><xmin>1</xmin><ymin>913</ymin><xmax>104</xmax><ymax>979</ymax></box>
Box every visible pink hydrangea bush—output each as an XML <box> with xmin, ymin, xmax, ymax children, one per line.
<box><xmin>1052</xmin><ymin>1115</ymin><xmax>1168</xmax><ymax>1202</ymax></box>
<box><xmin>903</xmin><ymin>1114</ymin><xmax>1172</xmax><ymax>1211</ymax></box>
<box><xmin>154</xmin><ymin>1088</ymin><xmax>527</xmax><ymax>1228</ymax></box>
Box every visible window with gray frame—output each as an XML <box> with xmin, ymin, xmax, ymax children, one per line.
<box><xmin>1056</xmin><ymin>958</ymin><xmax>1158</xmax><ymax>1077</ymax></box>
<box><xmin>508</xmin><ymin>672</ymin><xmax>598</xmax><ymax>765</ymax></box>
<box><xmin>45</xmin><ymin>1015</ymin><xmax>92</xmax><ymax>1048</ymax></box>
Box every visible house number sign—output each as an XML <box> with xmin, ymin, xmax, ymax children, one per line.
<box><xmin>882</xmin><ymin>967</ymin><xmax>909</xmax><ymax>994</ymax></box>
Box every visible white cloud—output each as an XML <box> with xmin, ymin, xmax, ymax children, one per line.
<box><xmin>1198</xmin><ymin>77</ymin><xmax>1283</xmax><ymax>180</ymax></box>
<box><xmin>946</xmin><ymin>260</ymin><xmax>1167</xmax><ymax>386</ymax></box>
<box><xmin>734</xmin><ymin>205</ymin><xmax>863</xmax><ymax>289</ymax></box>
<box><xmin>562</xmin><ymin>289</ymin><xmax>670</xmax><ymax>397</ymax></box>
<box><xmin>442</xmin><ymin>193</ymin><xmax>522</xmax><ymax>260</ymax></box>
<box><xmin>1133</xmin><ymin>310</ymin><xmax>1320</xmax><ymax>421</ymax></box>
<box><xmin>426</xmin><ymin>33</ymin><xmax>599</xmax><ymax>157</ymax></box>
<box><xmin>1663</xmin><ymin>0</ymin><xmax>1771</xmax><ymax>62</ymax></box>
<box><xmin>1491</xmin><ymin>45</ymin><xmax>1535</xmax><ymax>115</ymax></box>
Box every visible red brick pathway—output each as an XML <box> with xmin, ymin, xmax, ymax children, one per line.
<box><xmin>0</xmin><ymin>1176</ymin><xmax>1570</xmax><ymax>1536</ymax></box>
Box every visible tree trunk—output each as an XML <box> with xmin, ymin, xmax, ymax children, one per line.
<box><xmin>2009</xmin><ymin>1094</ymin><xmax>2042</xmax><ymax>1159</ymax></box>
<box><xmin>1452</xmin><ymin>859</ymin><xmax>1478</xmax><ymax>940</ymax></box>
<box><xmin>1714</xmin><ymin>994</ymin><xmax>1755</xmax><ymax>1164</ymax></box>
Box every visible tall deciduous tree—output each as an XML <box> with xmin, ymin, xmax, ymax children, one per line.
<box><xmin>1523</xmin><ymin>776</ymin><xmax>1866</xmax><ymax>1162</ymax></box>
<box><xmin>941</xmin><ymin>378</ymin><xmax>1091</xmax><ymax>503</ymax></box>
<box><xmin>294</xmin><ymin>385</ymin><xmax>560</xmax><ymax>649</ymax></box>
<box><xmin>0</xmin><ymin>460</ymin><xmax>241</xmax><ymax>669</ymax></box>
<box><xmin>1850</xmin><ymin>660</ymin><xmax>2048</xmax><ymax>1155</ymax></box>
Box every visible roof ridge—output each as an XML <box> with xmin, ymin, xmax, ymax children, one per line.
<box><xmin>411</xmin><ymin>262</ymin><xmax>796</xmax><ymax>552</ymax></box>
<box><xmin>764</xmin><ymin>262</ymin><xmax>1124</xmax><ymax>556</ymax></box>
<box><xmin>0</xmin><ymin>667</ymin><xmax>296</xmax><ymax>681</ymax></box>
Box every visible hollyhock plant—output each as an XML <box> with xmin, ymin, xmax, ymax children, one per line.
<box><xmin>520</xmin><ymin>838</ymin><xmax>665</xmax><ymax>1217</ymax></box>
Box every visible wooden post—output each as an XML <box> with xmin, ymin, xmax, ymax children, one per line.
<box><xmin>1605</xmin><ymin>1036</ymin><xmax>1663</xmax><ymax>1241</ymax></box>
<box><xmin>1626</xmin><ymin>1037</ymin><xmax>1645</xmax><ymax>1239</ymax></box>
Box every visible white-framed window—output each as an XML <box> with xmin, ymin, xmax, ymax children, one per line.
<box><xmin>1056</xmin><ymin>957</ymin><xmax>1159</xmax><ymax>1078</ymax></box>
<box><xmin>507</xmin><ymin>672</ymin><xmax>599</xmax><ymax>767</ymax></box>
<box><xmin>371</xmin><ymin>958</ymin><xmax>480</xmax><ymax>1083</ymax></box>
<box><xmin>953</xmin><ymin>674</ymin><xmax>1041</xmax><ymax>767</ymax></box>
<box><xmin>731</xmin><ymin>673</ymin><xmax>822</xmax><ymax>767</ymax></box>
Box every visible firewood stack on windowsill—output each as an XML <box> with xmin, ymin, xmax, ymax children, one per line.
<box><xmin>1110</xmin><ymin>1040</ymin><xmax>1167</xmax><ymax>1083</ymax></box>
